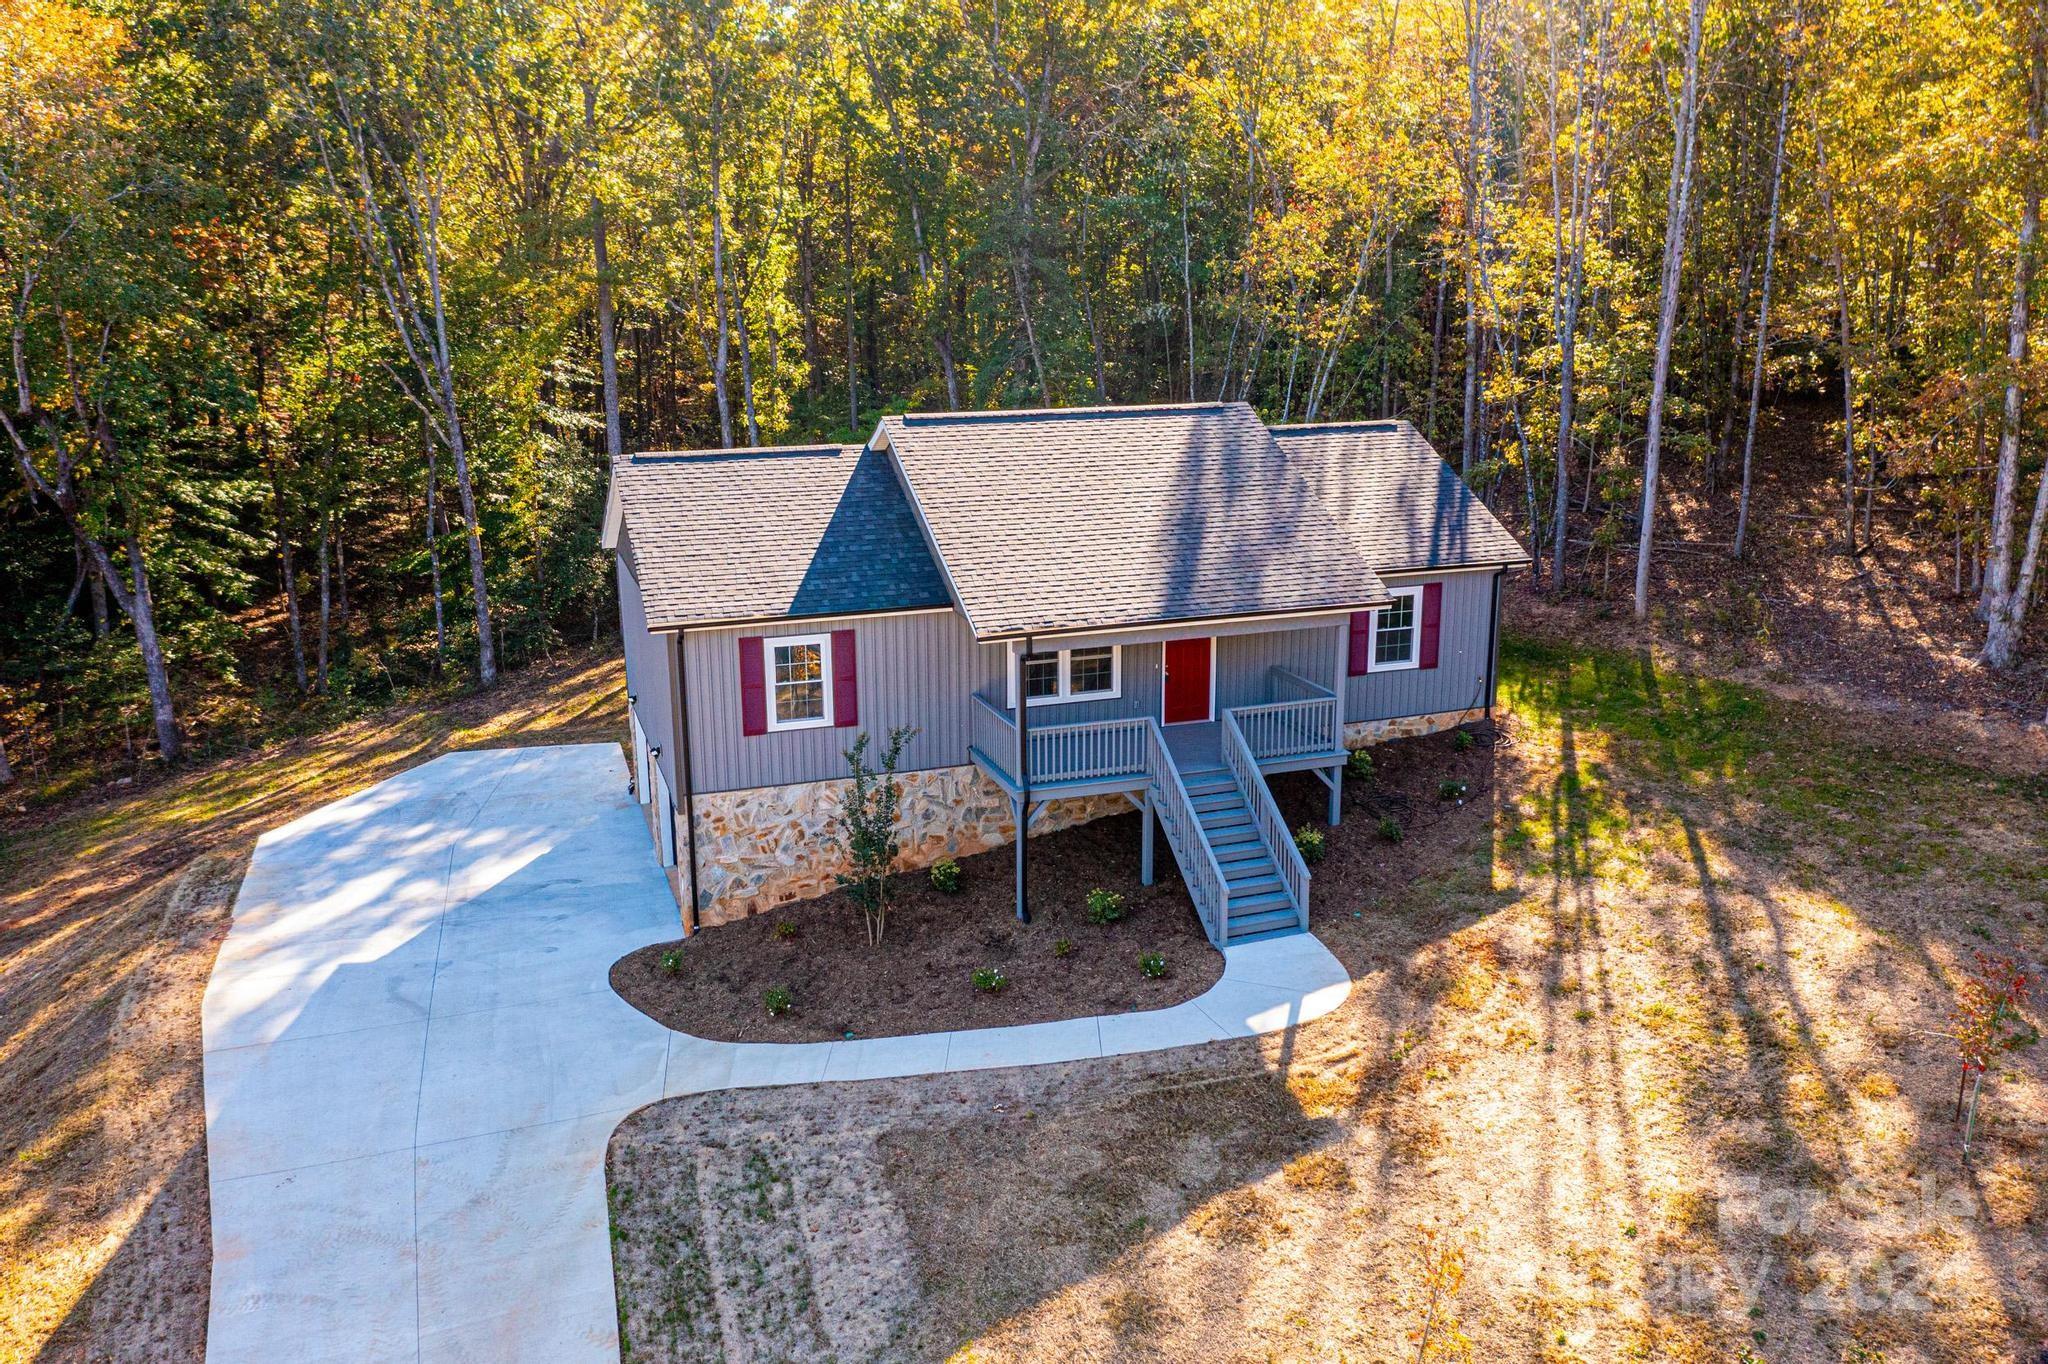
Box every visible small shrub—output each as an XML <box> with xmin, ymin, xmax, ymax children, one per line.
<box><xmin>1377</xmin><ymin>816</ymin><xmax>1404</xmax><ymax>843</ymax></box>
<box><xmin>1438</xmin><ymin>778</ymin><xmax>1469</xmax><ymax>801</ymax></box>
<box><xmin>1452</xmin><ymin>727</ymin><xmax>1475</xmax><ymax>752</ymax></box>
<box><xmin>1139</xmin><ymin>950</ymin><xmax>1167</xmax><ymax>978</ymax></box>
<box><xmin>1346</xmin><ymin>748</ymin><xmax>1375</xmax><ymax>781</ymax></box>
<box><xmin>1085</xmin><ymin>887</ymin><xmax>1125</xmax><ymax>924</ymax></box>
<box><xmin>928</xmin><ymin>856</ymin><xmax>962</xmax><ymax>893</ymax></box>
<box><xmin>972</xmin><ymin>965</ymin><xmax>1008</xmax><ymax>993</ymax></box>
<box><xmin>1053</xmin><ymin>937</ymin><xmax>1074</xmax><ymax>958</ymax></box>
<box><xmin>771</xmin><ymin>920</ymin><xmax>798</xmax><ymax>941</ymax></box>
<box><xmin>762</xmin><ymin>985</ymin><xmax>793</xmax><ymax>1016</ymax></box>
<box><xmin>659</xmin><ymin>948</ymin><xmax>684</xmax><ymax>975</ymax></box>
<box><xmin>1293</xmin><ymin>824</ymin><xmax>1327</xmax><ymax>863</ymax></box>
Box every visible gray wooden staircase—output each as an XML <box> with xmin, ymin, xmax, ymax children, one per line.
<box><xmin>1177</xmin><ymin>762</ymin><xmax>1304</xmax><ymax>944</ymax></box>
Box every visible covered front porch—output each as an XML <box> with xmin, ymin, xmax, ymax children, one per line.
<box><xmin>962</xmin><ymin>617</ymin><xmax>1353</xmax><ymax>950</ymax></box>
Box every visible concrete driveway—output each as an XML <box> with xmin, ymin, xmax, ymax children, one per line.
<box><xmin>202</xmin><ymin>742</ymin><xmax>1351</xmax><ymax>1364</ymax></box>
<box><xmin>203</xmin><ymin>744</ymin><xmax>677</xmax><ymax>1364</ymax></box>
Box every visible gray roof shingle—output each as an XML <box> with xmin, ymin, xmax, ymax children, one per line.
<box><xmin>608</xmin><ymin>443</ymin><xmax>952</xmax><ymax>629</ymax></box>
<box><xmin>1270</xmin><ymin>420</ymin><xmax>1531</xmax><ymax>573</ymax></box>
<box><xmin>879</xmin><ymin>402</ymin><xmax>1392</xmax><ymax>639</ymax></box>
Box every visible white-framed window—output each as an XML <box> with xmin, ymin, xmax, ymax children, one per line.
<box><xmin>1008</xmin><ymin>644</ymin><xmax>1123</xmax><ymax>707</ymax></box>
<box><xmin>765</xmin><ymin>632</ymin><xmax>834</xmax><ymax>731</ymax></box>
<box><xmin>1372</xmin><ymin>587</ymin><xmax>1423</xmax><ymax>671</ymax></box>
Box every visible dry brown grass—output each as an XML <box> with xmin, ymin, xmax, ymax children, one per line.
<box><xmin>1</xmin><ymin>647</ymin><xmax>626</xmax><ymax>1364</ymax></box>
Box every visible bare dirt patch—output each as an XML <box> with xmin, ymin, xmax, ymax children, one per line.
<box><xmin>611</xmin><ymin>812</ymin><xmax>1222</xmax><ymax>1043</ymax></box>
<box><xmin>607</xmin><ymin>642</ymin><xmax>2048</xmax><ymax>1363</ymax></box>
<box><xmin>1</xmin><ymin>646</ymin><xmax>628</xmax><ymax>1364</ymax></box>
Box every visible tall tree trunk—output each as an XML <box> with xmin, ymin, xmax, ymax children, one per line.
<box><xmin>426</xmin><ymin>418</ymin><xmax>447</xmax><ymax>671</ymax></box>
<box><xmin>269</xmin><ymin>456</ymin><xmax>308</xmax><ymax>693</ymax></box>
<box><xmin>708</xmin><ymin>115</ymin><xmax>735</xmax><ymax>448</ymax></box>
<box><xmin>1632</xmin><ymin>0</ymin><xmax>1707</xmax><ymax>621</ymax></box>
<box><xmin>585</xmin><ymin>80</ymin><xmax>623</xmax><ymax>465</ymax></box>
<box><xmin>0</xmin><ymin>732</ymin><xmax>12</xmax><ymax>786</ymax></box>
<box><xmin>1736</xmin><ymin>80</ymin><xmax>1791</xmax><ymax>561</ymax></box>
<box><xmin>123</xmin><ymin>531</ymin><xmax>180</xmax><ymax>761</ymax></box>
<box><xmin>1460</xmin><ymin>0</ymin><xmax>1486</xmax><ymax>478</ymax></box>
<box><xmin>316</xmin><ymin>516</ymin><xmax>331</xmax><ymax>693</ymax></box>
<box><xmin>1981</xmin><ymin>29</ymin><xmax>2047</xmax><ymax>669</ymax></box>
<box><xmin>1813</xmin><ymin>116</ymin><xmax>1859</xmax><ymax>553</ymax></box>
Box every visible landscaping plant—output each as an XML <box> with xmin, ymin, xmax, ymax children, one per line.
<box><xmin>1293</xmin><ymin>824</ymin><xmax>1327</xmax><ymax>863</ymax></box>
<box><xmin>1347</xmin><ymin>748</ymin><xmax>1375</xmax><ymax>781</ymax></box>
<box><xmin>659</xmin><ymin>948</ymin><xmax>684</xmax><ymax>975</ymax></box>
<box><xmin>1378</xmin><ymin>816</ymin><xmax>1404</xmax><ymax>843</ymax></box>
<box><xmin>772</xmin><ymin>921</ymin><xmax>798</xmax><ymax>941</ymax></box>
<box><xmin>762</xmin><ymin>986</ymin><xmax>793</xmax><ymax>1016</ymax></box>
<box><xmin>1053</xmin><ymin>937</ymin><xmax>1074</xmax><ymax>958</ymax></box>
<box><xmin>1452</xmin><ymin>727</ymin><xmax>1475</xmax><ymax>752</ymax></box>
<box><xmin>1085</xmin><ymin>887</ymin><xmax>1125</xmax><ymax>924</ymax></box>
<box><xmin>1948</xmin><ymin>950</ymin><xmax>2032</xmax><ymax>1160</ymax></box>
<box><xmin>928</xmin><ymin>856</ymin><xmax>962</xmax><ymax>893</ymax></box>
<box><xmin>971</xmin><ymin>966</ymin><xmax>1007</xmax><ymax>993</ymax></box>
<box><xmin>1438</xmin><ymin>778</ymin><xmax>1468</xmax><ymax>802</ymax></box>
<box><xmin>1139</xmin><ymin>950</ymin><xmax>1167</xmax><ymax>979</ymax></box>
<box><xmin>833</xmin><ymin>725</ymin><xmax>918</xmax><ymax>947</ymax></box>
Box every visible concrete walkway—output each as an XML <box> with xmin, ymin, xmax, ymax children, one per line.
<box><xmin>202</xmin><ymin>743</ymin><xmax>1350</xmax><ymax>1364</ymax></box>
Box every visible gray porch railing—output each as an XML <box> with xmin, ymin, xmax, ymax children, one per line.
<box><xmin>1144</xmin><ymin>718</ymin><xmax>1230</xmax><ymax>948</ymax></box>
<box><xmin>1232</xmin><ymin>696</ymin><xmax>1339</xmax><ymax>760</ymax></box>
<box><xmin>970</xmin><ymin>695</ymin><xmax>1147</xmax><ymax>786</ymax></box>
<box><xmin>1221</xmin><ymin>709</ymin><xmax>1312</xmax><ymax>933</ymax></box>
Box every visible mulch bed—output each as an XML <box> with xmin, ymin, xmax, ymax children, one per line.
<box><xmin>611</xmin><ymin>808</ymin><xmax>1226</xmax><ymax>1043</ymax></box>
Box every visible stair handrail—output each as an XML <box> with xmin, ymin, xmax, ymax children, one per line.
<box><xmin>1143</xmin><ymin>718</ymin><xmax>1231</xmax><ymax>950</ymax></box>
<box><xmin>1221</xmin><ymin>709</ymin><xmax>1312</xmax><ymax>933</ymax></box>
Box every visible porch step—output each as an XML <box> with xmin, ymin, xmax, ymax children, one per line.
<box><xmin>1183</xmin><ymin>774</ymin><xmax>1235</xmax><ymax>797</ymax></box>
<box><xmin>1228</xmin><ymin>888</ymin><xmax>1293</xmax><ymax>916</ymax></box>
<box><xmin>1191</xmin><ymin>790</ymin><xmax>1242</xmax><ymax>814</ymax></box>
<box><xmin>1222</xmin><ymin>854</ymin><xmax>1278</xmax><ymax>885</ymax></box>
<box><xmin>1228</xmin><ymin>921</ymin><xmax>1305</xmax><ymax>945</ymax></box>
<box><xmin>1214</xmin><ymin>841</ymin><xmax>1268</xmax><ymax>865</ymax></box>
<box><xmin>1226</xmin><ymin>907</ymin><xmax>1300</xmax><ymax>938</ymax></box>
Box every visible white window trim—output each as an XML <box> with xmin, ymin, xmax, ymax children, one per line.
<box><xmin>764</xmin><ymin>632</ymin><xmax>836</xmax><ymax>732</ymax></box>
<box><xmin>1006</xmin><ymin>643</ymin><xmax>1124</xmax><ymax>708</ymax></box>
<box><xmin>1371</xmin><ymin>586</ymin><xmax>1424</xmax><ymax>673</ymax></box>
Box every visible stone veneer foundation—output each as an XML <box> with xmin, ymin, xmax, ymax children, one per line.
<box><xmin>1343</xmin><ymin>705</ymin><xmax>1490</xmax><ymax>748</ymax></box>
<box><xmin>682</xmin><ymin>764</ymin><xmax>1135</xmax><ymax>926</ymax></box>
<box><xmin>657</xmin><ymin>706</ymin><xmax>1491</xmax><ymax>927</ymax></box>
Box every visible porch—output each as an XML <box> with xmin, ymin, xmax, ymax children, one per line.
<box><xmin>965</xmin><ymin>663</ymin><xmax>1348</xmax><ymax>950</ymax></box>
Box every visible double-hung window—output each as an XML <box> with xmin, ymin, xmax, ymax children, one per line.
<box><xmin>1372</xmin><ymin>587</ymin><xmax>1422</xmax><ymax>671</ymax></box>
<box><xmin>1011</xmin><ymin>644</ymin><xmax>1122</xmax><ymax>707</ymax></box>
<box><xmin>765</xmin><ymin>633</ymin><xmax>834</xmax><ymax>731</ymax></box>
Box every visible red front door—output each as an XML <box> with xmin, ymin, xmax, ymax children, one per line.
<box><xmin>1162</xmin><ymin>638</ymin><xmax>1213</xmax><ymax>724</ymax></box>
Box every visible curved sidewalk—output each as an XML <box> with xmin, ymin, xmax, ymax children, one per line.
<box><xmin>201</xmin><ymin>743</ymin><xmax>1350</xmax><ymax>1364</ymax></box>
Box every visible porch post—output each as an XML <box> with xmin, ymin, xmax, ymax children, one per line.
<box><xmin>1014</xmin><ymin>635</ymin><xmax>1032</xmax><ymax>922</ymax></box>
<box><xmin>1328</xmin><ymin>763</ymin><xmax>1343</xmax><ymax>826</ymax></box>
<box><xmin>1139</xmin><ymin>789</ymin><xmax>1155</xmax><ymax>885</ymax></box>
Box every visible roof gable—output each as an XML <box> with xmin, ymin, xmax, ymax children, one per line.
<box><xmin>607</xmin><ymin>442</ymin><xmax>952</xmax><ymax>630</ymax></box>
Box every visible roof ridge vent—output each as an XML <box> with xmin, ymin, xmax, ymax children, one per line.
<box><xmin>897</xmin><ymin>401</ymin><xmax>1240</xmax><ymax>428</ymax></box>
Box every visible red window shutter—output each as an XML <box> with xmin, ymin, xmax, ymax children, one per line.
<box><xmin>738</xmin><ymin>636</ymin><xmax>767</xmax><ymax>735</ymax></box>
<box><xmin>831</xmin><ymin>628</ymin><xmax>858</xmax><ymax>726</ymax></box>
<box><xmin>1419</xmin><ymin>583</ymin><xmax>1443</xmax><ymax>670</ymax></box>
<box><xmin>1347</xmin><ymin>611</ymin><xmax>1374</xmax><ymax>675</ymax></box>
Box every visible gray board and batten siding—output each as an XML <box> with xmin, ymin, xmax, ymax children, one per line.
<box><xmin>661</xmin><ymin>586</ymin><xmax>1500</xmax><ymax>797</ymax></box>
<box><xmin>616</xmin><ymin>532</ymin><xmax>680</xmax><ymax>799</ymax></box>
<box><xmin>1346</xmin><ymin>568</ymin><xmax>1502</xmax><ymax>724</ymax></box>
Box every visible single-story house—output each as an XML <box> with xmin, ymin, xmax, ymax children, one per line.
<box><xmin>601</xmin><ymin>401</ymin><xmax>1527</xmax><ymax>948</ymax></box>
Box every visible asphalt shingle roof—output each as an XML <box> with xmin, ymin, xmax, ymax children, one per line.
<box><xmin>1270</xmin><ymin>420</ymin><xmax>1530</xmax><ymax>574</ymax></box>
<box><xmin>608</xmin><ymin>443</ymin><xmax>952</xmax><ymax>629</ymax></box>
<box><xmin>879</xmin><ymin>402</ymin><xmax>1391</xmax><ymax>639</ymax></box>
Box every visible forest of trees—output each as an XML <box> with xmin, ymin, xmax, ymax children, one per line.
<box><xmin>2</xmin><ymin>0</ymin><xmax>2044</xmax><ymax>783</ymax></box>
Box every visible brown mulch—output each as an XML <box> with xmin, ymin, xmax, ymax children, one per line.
<box><xmin>610</xmin><ymin>811</ymin><xmax>1227</xmax><ymax>1044</ymax></box>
